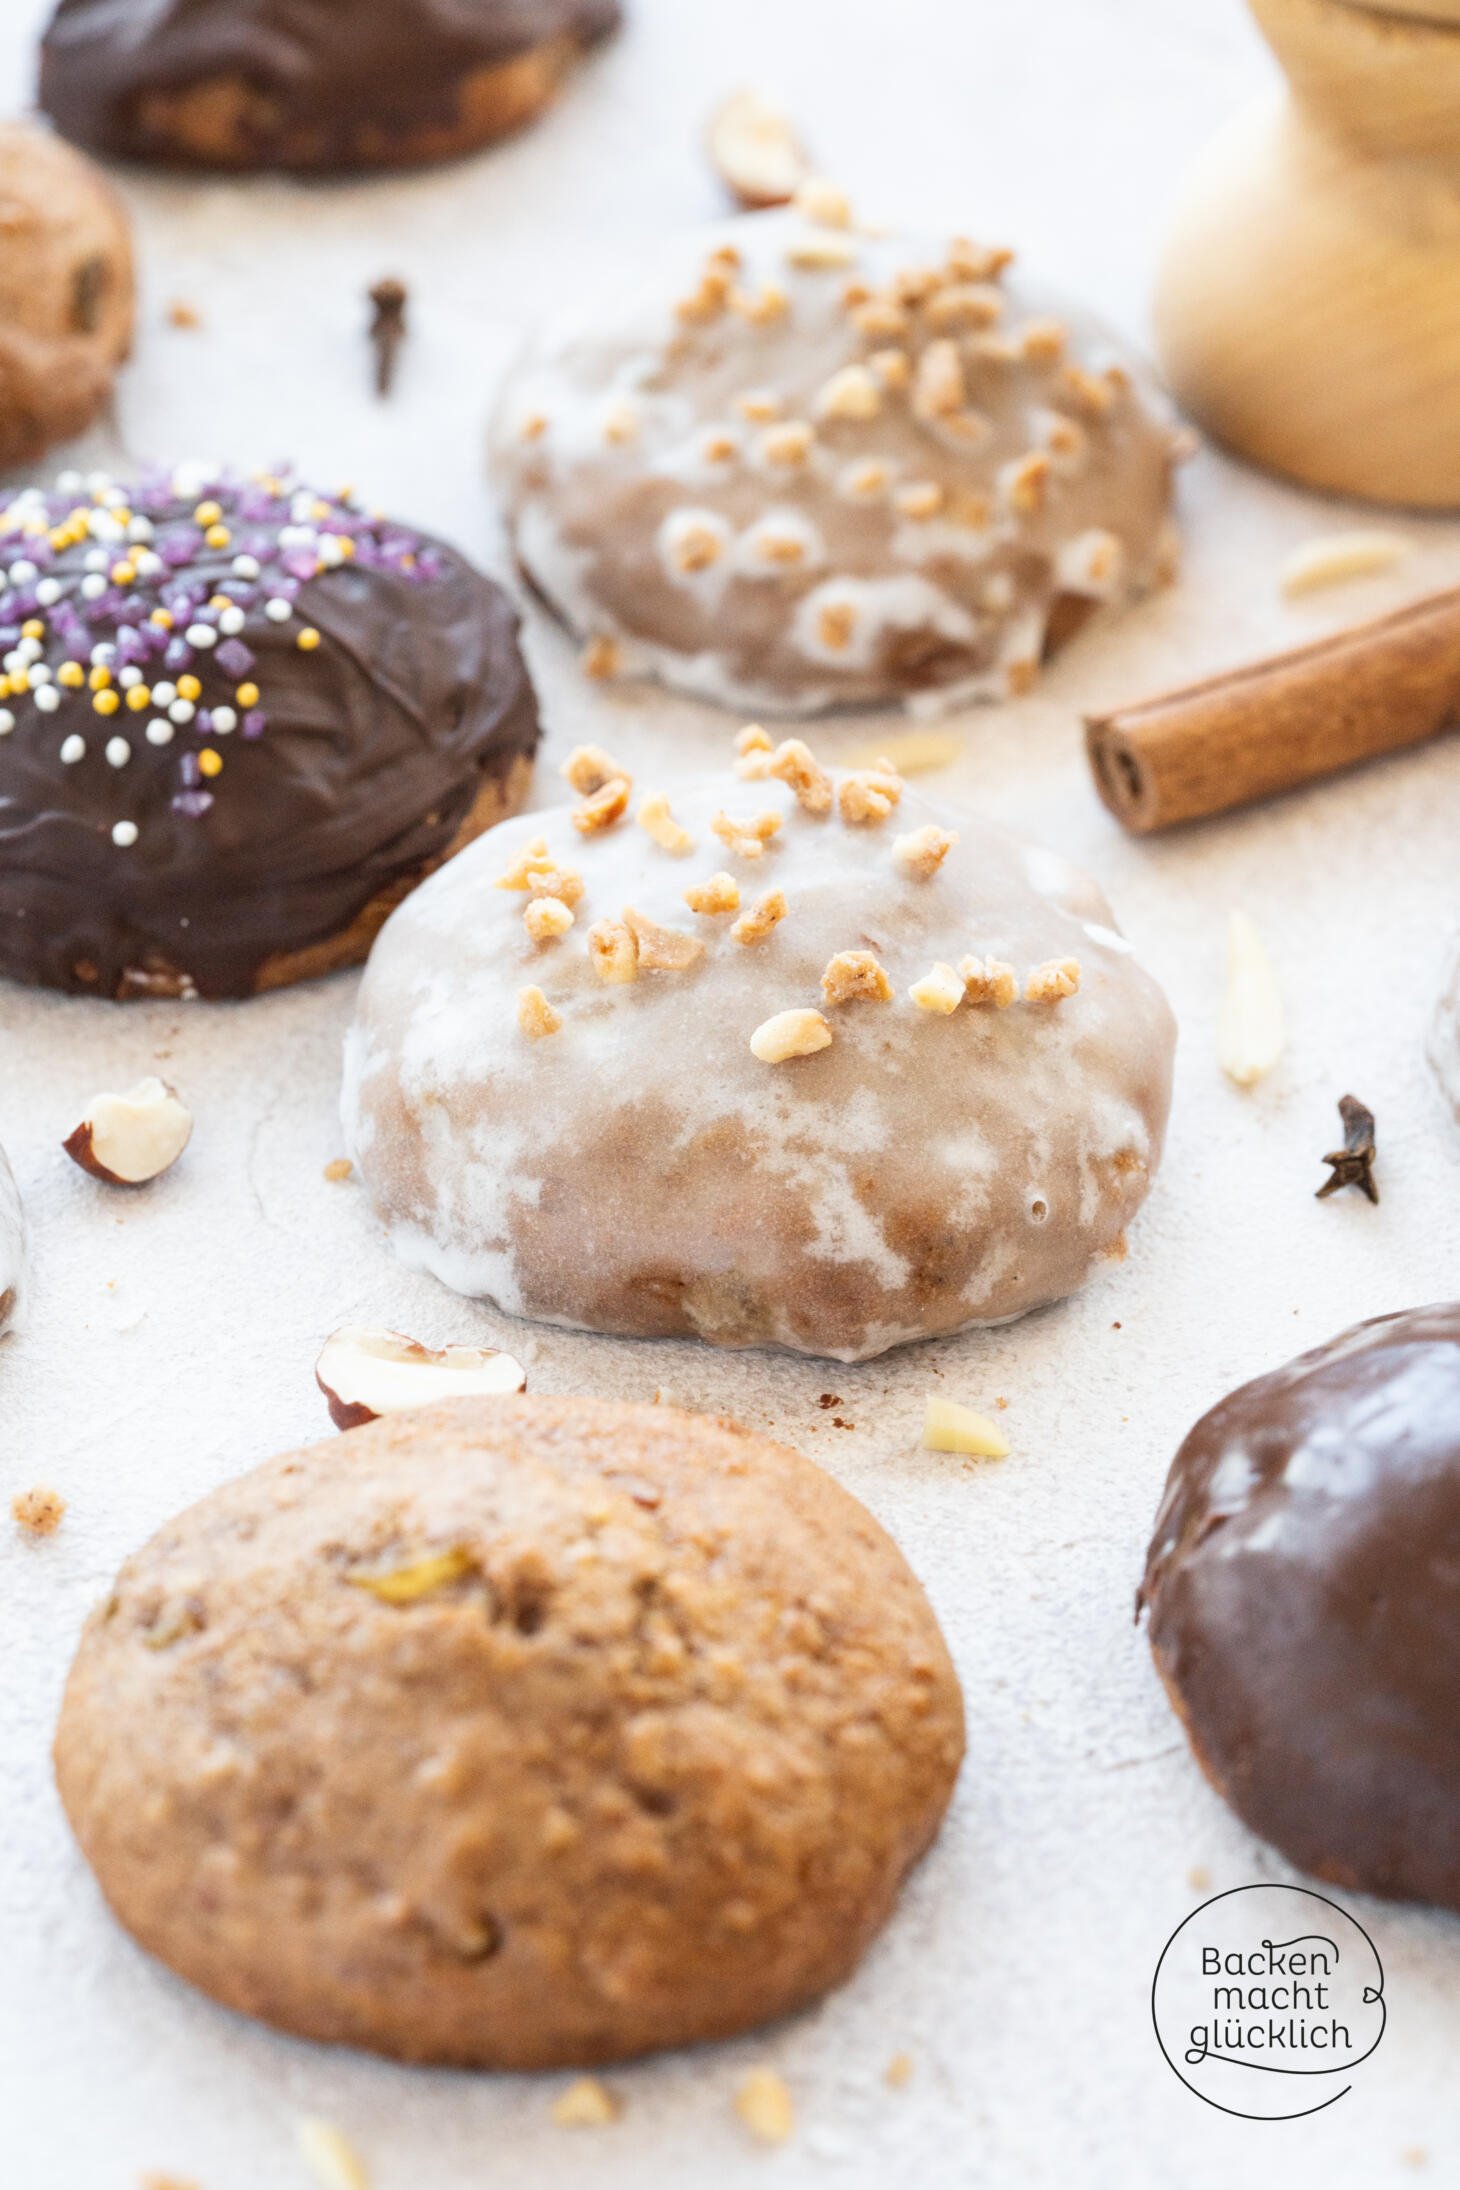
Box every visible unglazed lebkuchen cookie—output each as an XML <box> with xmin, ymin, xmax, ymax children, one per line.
<box><xmin>0</xmin><ymin>464</ymin><xmax>539</xmax><ymax>999</ymax></box>
<box><xmin>0</xmin><ymin>122</ymin><xmax>133</xmax><ymax>470</ymax></box>
<box><xmin>40</xmin><ymin>0</ymin><xmax>622</xmax><ymax>173</ymax></box>
<box><xmin>491</xmin><ymin>187</ymin><xmax>1182</xmax><ymax>715</ymax></box>
<box><xmin>342</xmin><ymin>731</ymin><xmax>1176</xmax><ymax>1359</ymax></box>
<box><xmin>0</xmin><ymin>1143</ymin><xmax>25</xmax><ymax>1335</ymax></box>
<box><xmin>54</xmin><ymin>1395</ymin><xmax>965</xmax><ymax>2067</ymax></box>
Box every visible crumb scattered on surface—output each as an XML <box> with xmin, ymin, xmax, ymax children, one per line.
<box><xmin>1187</xmin><ymin>1865</ymin><xmax>1212</xmax><ymax>1893</ymax></box>
<box><xmin>735</xmin><ymin>2067</ymin><xmax>795</xmax><ymax>2146</ymax></box>
<box><xmin>885</xmin><ymin>2051</ymin><xmax>915</xmax><ymax>2089</ymax></box>
<box><xmin>551</xmin><ymin>2077</ymin><xmax>623</xmax><ymax>2128</ymax></box>
<box><xmin>165</xmin><ymin>299</ymin><xmax>201</xmax><ymax>329</ymax></box>
<box><xmin>13</xmin><ymin>1486</ymin><xmax>65</xmax><ymax>1535</ymax></box>
<box><xmin>322</xmin><ymin>1158</ymin><xmax>353</xmax><ymax>1183</ymax></box>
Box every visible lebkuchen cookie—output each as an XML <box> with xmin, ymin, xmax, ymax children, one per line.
<box><xmin>0</xmin><ymin>464</ymin><xmax>539</xmax><ymax>999</ymax></box>
<box><xmin>0</xmin><ymin>121</ymin><xmax>133</xmax><ymax>470</ymax></box>
<box><xmin>492</xmin><ymin>185</ymin><xmax>1183</xmax><ymax>716</ymax></box>
<box><xmin>39</xmin><ymin>0</ymin><xmax>621</xmax><ymax>172</ymax></box>
<box><xmin>342</xmin><ymin>730</ymin><xmax>1176</xmax><ymax>1361</ymax></box>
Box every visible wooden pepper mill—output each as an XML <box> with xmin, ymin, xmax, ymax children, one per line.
<box><xmin>1155</xmin><ymin>0</ymin><xmax>1460</xmax><ymax>507</ymax></box>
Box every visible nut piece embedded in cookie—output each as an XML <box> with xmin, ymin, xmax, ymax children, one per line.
<box><xmin>63</xmin><ymin>1077</ymin><xmax>192</xmax><ymax>1185</ymax></box>
<box><xmin>315</xmin><ymin>1325</ymin><xmax>527</xmax><ymax>1430</ymax></box>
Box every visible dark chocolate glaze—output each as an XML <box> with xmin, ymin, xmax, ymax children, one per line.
<box><xmin>39</xmin><ymin>0</ymin><xmax>621</xmax><ymax>170</ymax></box>
<box><xmin>1140</xmin><ymin>1305</ymin><xmax>1460</xmax><ymax>1910</ymax></box>
<box><xmin>0</xmin><ymin>466</ymin><xmax>539</xmax><ymax>999</ymax></box>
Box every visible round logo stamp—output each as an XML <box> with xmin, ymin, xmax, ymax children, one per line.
<box><xmin>1152</xmin><ymin>1884</ymin><xmax>1386</xmax><ymax>2119</ymax></box>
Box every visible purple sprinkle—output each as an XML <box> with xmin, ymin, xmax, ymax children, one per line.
<box><xmin>282</xmin><ymin>549</ymin><xmax>317</xmax><ymax>582</ymax></box>
<box><xmin>171</xmin><ymin>788</ymin><xmax>214</xmax><ymax>819</ymax></box>
<box><xmin>164</xmin><ymin>637</ymin><xmax>193</xmax><ymax>672</ymax></box>
<box><xmin>241</xmin><ymin>709</ymin><xmax>267</xmax><ymax>740</ymax></box>
<box><xmin>215</xmin><ymin>639</ymin><xmax>254</xmax><ymax>678</ymax></box>
<box><xmin>179</xmin><ymin>751</ymin><xmax>201</xmax><ymax>787</ymax></box>
<box><xmin>193</xmin><ymin>709</ymin><xmax>214</xmax><ymax>735</ymax></box>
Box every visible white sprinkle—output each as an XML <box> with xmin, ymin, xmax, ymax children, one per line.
<box><xmin>145</xmin><ymin>719</ymin><xmax>174</xmax><ymax>747</ymax></box>
<box><xmin>231</xmin><ymin>554</ymin><xmax>261</xmax><ymax>579</ymax></box>
<box><xmin>59</xmin><ymin>734</ymin><xmax>85</xmax><ymax>763</ymax></box>
<box><xmin>81</xmin><ymin>575</ymin><xmax>106</xmax><ymax>600</ymax></box>
<box><xmin>211</xmin><ymin>705</ymin><xmax>237</xmax><ymax>734</ymax></box>
<box><xmin>89</xmin><ymin>642</ymin><xmax>115</xmax><ymax>665</ymax></box>
<box><xmin>168</xmin><ymin>699</ymin><xmax>195</xmax><ymax>725</ymax></box>
<box><xmin>34</xmin><ymin>579</ymin><xmax>60</xmax><ymax>607</ymax></box>
<box><xmin>151</xmin><ymin>681</ymin><xmax>176</xmax><ymax>707</ymax></box>
<box><xmin>56</xmin><ymin>470</ymin><xmax>82</xmax><ymax>493</ymax></box>
<box><xmin>33</xmin><ymin>686</ymin><xmax>59</xmax><ymax>714</ymax></box>
<box><xmin>0</xmin><ymin>709</ymin><xmax>13</xmax><ymax>735</ymax></box>
<box><xmin>264</xmin><ymin>597</ymin><xmax>293</xmax><ymax>623</ymax></box>
<box><xmin>83</xmin><ymin>548</ymin><xmax>110</xmax><ymax>572</ymax></box>
<box><xmin>117</xmin><ymin>665</ymin><xmax>143</xmax><ymax>688</ymax></box>
<box><xmin>127</xmin><ymin>517</ymin><xmax>154</xmax><ymax>544</ymax></box>
<box><xmin>219</xmin><ymin>607</ymin><xmax>245</xmax><ymax>636</ymax></box>
<box><xmin>105</xmin><ymin>736</ymin><xmax>130</xmax><ymax>768</ymax></box>
<box><xmin>9</xmin><ymin>559</ymin><xmax>36</xmax><ymax>584</ymax></box>
<box><xmin>28</xmin><ymin>663</ymin><xmax>51</xmax><ymax>684</ymax></box>
<box><xmin>16</xmin><ymin>637</ymin><xmax>40</xmax><ymax>665</ymax></box>
<box><xmin>134</xmin><ymin>551</ymin><xmax>164</xmax><ymax>579</ymax></box>
<box><xmin>185</xmin><ymin>623</ymin><xmax>218</xmax><ymax>649</ymax></box>
<box><xmin>111</xmin><ymin>819</ymin><xmax>138</xmax><ymax>848</ymax></box>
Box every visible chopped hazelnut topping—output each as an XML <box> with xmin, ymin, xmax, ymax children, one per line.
<box><xmin>1025</xmin><ymin>957</ymin><xmax>1081</xmax><ymax>1003</ymax></box>
<box><xmin>526</xmin><ymin>864</ymin><xmax>584</xmax><ymax>907</ymax></box>
<box><xmin>637</xmin><ymin>791</ymin><xmax>694</xmax><ymax>855</ymax></box>
<box><xmin>852</xmin><ymin>297</ymin><xmax>911</xmax><ymax>341</ymax></box>
<box><xmin>816</xmin><ymin>602</ymin><xmax>858</xmax><ymax>652</ymax></box>
<box><xmin>581</xmin><ymin>635</ymin><xmax>622</xmax><ymax>681</ymax></box>
<box><xmin>895</xmin><ymin>480</ymin><xmax>945</xmax><ymax>520</ymax></box>
<box><xmin>950</xmin><ymin>487</ymin><xmax>992</xmax><ymax>529</ymax></box>
<box><xmin>737</xmin><ymin>389</ymin><xmax>783</xmax><ymax>423</ymax></box>
<box><xmin>323</xmin><ymin>1157</ymin><xmax>353</xmax><ymax>1182</ymax></box>
<box><xmin>734</xmin><ymin>722</ymin><xmax>775</xmax><ymax>778</ymax></box>
<box><xmin>839</xmin><ymin>765</ymin><xmax>903</xmax><ymax>824</ymax></box>
<box><xmin>494</xmin><ymin>833</ymin><xmax>550</xmax><ymax>890</ymax></box>
<box><xmin>894</xmin><ymin>824</ymin><xmax>958</xmax><ymax>878</ymax></box>
<box><xmin>572</xmin><ymin>778</ymin><xmax>631</xmax><ymax>836</ymax></box>
<box><xmin>736</xmin><ymin>722</ymin><xmax>773</xmax><ymax>757</ymax></box>
<box><xmin>676</xmin><ymin>263</ymin><xmax>734</xmax><ymax>324</ymax></box>
<box><xmin>948</xmin><ymin>236</ymin><xmax>1013</xmax><ymax>281</ymax></box>
<box><xmin>759</xmin><ymin>421</ymin><xmax>815</xmax><ymax>467</ymax></box>
<box><xmin>731</xmin><ymin>889</ymin><xmax>787</xmax><ymax>945</ymax></box>
<box><xmin>894</xmin><ymin>263</ymin><xmax>944</xmax><ymax>305</ymax></box>
<box><xmin>943</xmin><ymin>408</ymin><xmax>993</xmax><ymax>448</ymax></box>
<box><xmin>524</xmin><ymin>896</ymin><xmax>574</xmax><ymax>943</ymax></box>
<box><xmin>669</xmin><ymin>519</ymin><xmax>725</xmax><ymax>572</ymax></box>
<box><xmin>785</xmin><ymin>232</ymin><xmax>858</xmax><ymax>270</ymax></box>
<box><xmin>13</xmin><ymin>1485</ymin><xmax>65</xmax><ymax>1535</ymax></box>
<box><xmin>909</xmin><ymin>961</ymin><xmax>965</xmax><ymax>1014</ymax></box>
<box><xmin>1044</xmin><ymin>413</ymin><xmax>1087</xmax><ymax>462</ymax></box>
<box><xmin>519</xmin><ymin>412</ymin><xmax>549</xmax><ymax>443</ymax></box>
<box><xmin>959</xmin><ymin>955</ymin><xmax>1018</xmax><ymax>1008</ymax></box>
<box><xmin>925</xmin><ymin>282</ymin><xmax>1004</xmax><ymax>331</ymax></box>
<box><xmin>701</xmin><ymin>431</ymin><xmax>739</xmax><ymax>465</ymax></box>
<box><xmin>750</xmin><ymin>1008</ymin><xmax>832</xmax><ymax>1063</ymax></box>
<box><xmin>735</xmin><ymin>2068</ymin><xmax>795</xmax><ymax>2146</ymax></box>
<box><xmin>886</xmin><ymin>2052</ymin><xmax>915</xmax><ymax>2090</ymax></box>
<box><xmin>821</xmin><ymin>950</ymin><xmax>893</xmax><ymax>1004</ymax></box>
<box><xmin>623</xmin><ymin>906</ymin><xmax>704</xmax><ymax>972</ymax></box>
<box><xmin>1019</xmin><ymin>317</ymin><xmax>1067</xmax><ymax>361</ymax></box>
<box><xmin>815</xmin><ymin>364</ymin><xmax>882</xmax><ymax>422</ymax></box>
<box><xmin>517</xmin><ymin>984</ymin><xmax>562</xmax><ymax>1037</ymax></box>
<box><xmin>586</xmin><ymin>918</ymin><xmax>639</xmax><ymax>983</ymax></box>
<box><xmin>767</xmin><ymin>737</ymin><xmax>833</xmax><ymax>815</ymax></box>
<box><xmin>912</xmin><ymin>338</ymin><xmax>966</xmax><ymax>419</ymax></box>
<box><xmin>562</xmin><ymin>744</ymin><xmax>629</xmax><ymax>797</ymax></box>
<box><xmin>795</xmin><ymin>176</ymin><xmax>852</xmax><ymax>228</ymax></box>
<box><xmin>1062</xmin><ymin>364</ymin><xmax>1116</xmax><ymax>418</ymax></box>
<box><xmin>713</xmin><ymin>810</ymin><xmax>783</xmax><ymax>861</ymax></box>
<box><xmin>684</xmin><ymin>871</ymin><xmax>741</xmax><ymax>915</ymax></box>
<box><xmin>602</xmin><ymin>400</ymin><xmax>640</xmax><ymax>445</ymax></box>
<box><xmin>753</xmin><ymin>525</ymin><xmax>809</xmax><ymax>567</ymax></box>
<box><xmin>869</xmin><ymin>345</ymin><xmax>912</xmax><ymax>390</ymax></box>
<box><xmin>843</xmin><ymin>459</ymin><xmax>890</xmax><ymax>499</ymax></box>
<box><xmin>1001</xmin><ymin>450</ymin><xmax>1051</xmax><ymax>515</ymax></box>
<box><xmin>731</xmin><ymin>282</ymin><xmax>789</xmax><ymax>325</ymax></box>
<box><xmin>552</xmin><ymin>2078</ymin><xmax>623</xmax><ymax>2129</ymax></box>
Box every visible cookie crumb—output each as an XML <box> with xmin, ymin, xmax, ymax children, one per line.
<box><xmin>13</xmin><ymin>1485</ymin><xmax>65</xmax><ymax>1535</ymax></box>
<box><xmin>322</xmin><ymin>1158</ymin><xmax>353</xmax><ymax>1183</ymax></box>
<box><xmin>1402</xmin><ymin>2150</ymin><xmax>1429</xmax><ymax>2171</ymax></box>
<box><xmin>165</xmin><ymin>299</ymin><xmax>201</xmax><ymax>331</ymax></box>
<box><xmin>735</xmin><ymin>2067</ymin><xmax>795</xmax><ymax>2146</ymax></box>
<box><xmin>297</xmin><ymin>2118</ymin><xmax>370</xmax><ymax>2190</ymax></box>
<box><xmin>551</xmin><ymin>2077</ymin><xmax>623</xmax><ymax>2128</ymax></box>
<box><xmin>885</xmin><ymin>2051</ymin><xmax>915</xmax><ymax>2089</ymax></box>
<box><xmin>1187</xmin><ymin>1865</ymin><xmax>1212</xmax><ymax>1892</ymax></box>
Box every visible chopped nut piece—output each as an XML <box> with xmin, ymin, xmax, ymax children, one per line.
<box><xmin>923</xmin><ymin>1396</ymin><xmax>1010</xmax><ymax>1459</ymax></box>
<box><xmin>676</xmin><ymin>263</ymin><xmax>734</xmax><ymax>325</ymax></box>
<box><xmin>767</xmin><ymin>737</ymin><xmax>833</xmax><ymax>815</ymax></box>
<box><xmin>925</xmin><ymin>282</ymin><xmax>1003</xmax><ymax>331</ymax></box>
<box><xmin>959</xmin><ymin>955</ymin><xmax>1018</xmax><ymax>1008</ymax></box>
<box><xmin>731</xmin><ymin>890</ymin><xmax>787</xmax><ymax>945</ymax></box>
<box><xmin>518</xmin><ymin>411</ymin><xmax>549</xmax><ymax>443</ymax></box>
<box><xmin>869</xmin><ymin>345</ymin><xmax>912</xmax><ymax>390</ymax></box>
<box><xmin>494</xmin><ymin>834</ymin><xmax>550</xmax><ymax>889</ymax></box>
<box><xmin>517</xmin><ymin>984</ymin><xmax>563</xmax><ymax>1037</ymax></box>
<box><xmin>1019</xmin><ymin>316</ymin><xmax>1067</xmax><ymax>360</ymax></box>
<box><xmin>64</xmin><ymin>1077</ymin><xmax>193</xmax><ymax>1187</ymax></box>
<box><xmin>736</xmin><ymin>722</ymin><xmax>773</xmax><ymax>757</ymax></box>
<box><xmin>623</xmin><ymin>907</ymin><xmax>705</xmax><ymax>972</ymax></box>
<box><xmin>684</xmin><ymin>872</ymin><xmax>741</xmax><ymax>915</ymax></box>
<box><xmin>885</xmin><ymin>2052</ymin><xmax>915</xmax><ymax>2089</ymax></box>
<box><xmin>842</xmin><ymin>458</ymin><xmax>890</xmax><ymax>499</ymax></box>
<box><xmin>853</xmin><ymin>297</ymin><xmax>911</xmax><ymax>341</ymax></box>
<box><xmin>759</xmin><ymin>421</ymin><xmax>815</xmax><ymax>467</ymax></box>
<box><xmin>164</xmin><ymin>299</ymin><xmax>201</xmax><ymax>331</ymax></box>
<box><xmin>731</xmin><ymin>281</ymin><xmax>790</xmax><ymax>325</ymax></box>
<box><xmin>702</xmin><ymin>430</ymin><xmax>738</xmax><ymax>464</ymax></box>
<box><xmin>1001</xmin><ymin>450</ymin><xmax>1051</xmax><ymax>515</ymax></box>
<box><xmin>347</xmin><ymin>1546</ymin><xmax>476</xmax><ymax>1603</ymax></box>
<box><xmin>894</xmin><ymin>480</ymin><xmax>945</xmax><ymax>520</ymax></box>
<box><xmin>815</xmin><ymin>364</ymin><xmax>882</xmax><ymax>421</ymax></box>
<box><xmin>847</xmin><ymin>729</ymin><xmax>961</xmax><ymax>775</ymax></box>
<box><xmin>601</xmin><ymin>399</ymin><xmax>639</xmax><ymax>445</ymax></box>
<box><xmin>734</xmin><ymin>722</ymin><xmax>776</xmax><ymax>779</ymax></box>
<box><xmin>1062</xmin><ymin>364</ymin><xmax>1116</xmax><ymax>418</ymax></box>
<box><xmin>752</xmin><ymin>524</ymin><xmax>810</xmax><ymax>567</ymax></box>
<box><xmin>1218</xmin><ymin>911</ymin><xmax>1283</xmax><ymax>1088</ymax></box>
<box><xmin>816</xmin><ymin>602</ymin><xmax>858</xmax><ymax>652</ymax></box>
<box><xmin>737</xmin><ymin>389</ymin><xmax>782</xmax><ymax>423</ymax></box>
<box><xmin>1025</xmin><ymin>957</ymin><xmax>1081</xmax><ymax>1003</ymax></box>
<box><xmin>13</xmin><ymin>1485</ymin><xmax>64</xmax><ymax>1535</ymax></box>
<box><xmin>297</xmin><ymin>2118</ymin><xmax>371</xmax><ymax>2190</ymax></box>
<box><xmin>668</xmin><ymin>518</ymin><xmax>725</xmax><ymax>572</ymax></box>
<box><xmin>1006</xmin><ymin>657</ymin><xmax>1038</xmax><ymax>697</ymax></box>
<box><xmin>912</xmin><ymin>338</ymin><xmax>966</xmax><ymax>418</ymax></box>
<box><xmin>821</xmin><ymin>950</ymin><xmax>893</xmax><ymax>1004</ymax></box>
<box><xmin>524</xmin><ymin>896</ymin><xmax>574</xmax><ymax>943</ymax></box>
<box><xmin>552</xmin><ymin>2077</ymin><xmax>624</xmax><ymax>2129</ymax></box>
<box><xmin>750</xmin><ymin>1008</ymin><xmax>833</xmax><ymax>1063</ymax></box>
<box><xmin>735</xmin><ymin>2068</ymin><xmax>795</xmax><ymax>2146</ymax></box>
<box><xmin>637</xmin><ymin>791</ymin><xmax>695</xmax><ymax>855</ymax></box>
<box><xmin>894</xmin><ymin>263</ymin><xmax>944</xmax><ymax>305</ymax></box>
<box><xmin>785</xmin><ymin>231</ymin><xmax>858</xmax><ymax>270</ymax></box>
<box><xmin>839</xmin><ymin>765</ymin><xmax>903</xmax><ymax>824</ymax></box>
<box><xmin>1280</xmin><ymin>530</ymin><xmax>1408</xmax><ymax>598</ymax></box>
<box><xmin>317</xmin><ymin>1327</ymin><xmax>526</xmax><ymax>1429</ymax></box>
<box><xmin>713</xmin><ymin>809</ymin><xmax>782</xmax><ymax>859</ymax></box>
<box><xmin>526</xmin><ymin>864</ymin><xmax>584</xmax><ymax>908</ymax></box>
<box><xmin>580</xmin><ymin>635</ymin><xmax>622</xmax><ymax>681</ymax></box>
<box><xmin>706</xmin><ymin>89</ymin><xmax>810</xmax><ymax>210</ymax></box>
<box><xmin>562</xmin><ymin>744</ymin><xmax>630</xmax><ymax>797</ymax></box>
<box><xmin>909</xmin><ymin>961</ymin><xmax>965</xmax><ymax>1014</ymax></box>
<box><xmin>323</xmin><ymin>1157</ymin><xmax>354</xmax><ymax>1182</ymax></box>
<box><xmin>572</xmin><ymin>778</ymin><xmax>631</xmax><ymax>836</ymax></box>
<box><xmin>795</xmin><ymin>176</ymin><xmax>852</xmax><ymax>228</ymax></box>
<box><xmin>587</xmin><ymin>918</ymin><xmax>639</xmax><ymax>984</ymax></box>
<box><xmin>893</xmin><ymin>824</ymin><xmax>957</xmax><ymax>878</ymax></box>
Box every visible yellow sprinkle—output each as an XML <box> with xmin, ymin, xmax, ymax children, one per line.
<box><xmin>126</xmin><ymin>686</ymin><xmax>152</xmax><ymax>712</ymax></box>
<box><xmin>197</xmin><ymin>748</ymin><xmax>223</xmax><ymax>778</ymax></box>
<box><xmin>57</xmin><ymin>661</ymin><xmax>85</xmax><ymax>689</ymax></box>
<box><xmin>110</xmin><ymin>562</ymin><xmax>135</xmax><ymax>586</ymax></box>
<box><xmin>150</xmin><ymin>608</ymin><xmax>174</xmax><ymax>630</ymax></box>
<box><xmin>20</xmin><ymin>619</ymin><xmax>43</xmax><ymax>641</ymax></box>
<box><xmin>176</xmin><ymin>673</ymin><xmax>202</xmax><ymax>702</ymax></box>
<box><xmin>208</xmin><ymin>594</ymin><xmax>232</xmax><ymax>612</ymax></box>
<box><xmin>204</xmin><ymin>524</ymin><xmax>231</xmax><ymax>550</ymax></box>
<box><xmin>337</xmin><ymin>536</ymin><xmax>356</xmax><ymax>558</ymax></box>
<box><xmin>193</xmin><ymin>500</ymin><xmax>223</xmax><ymax>526</ymax></box>
<box><xmin>88</xmin><ymin>665</ymin><xmax>112</xmax><ymax>690</ymax></box>
<box><xmin>297</xmin><ymin>626</ymin><xmax>321</xmax><ymax>651</ymax></box>
<box><xmin>92</xmin><ymin>689</ymin><xmax>121</xmax><ymax>716</ymax></box>
<box><xmin>922</xmin><ymin>1396</ymin><xmax>1010</xmax><ymax>1459</ymax></box>
<box><xmin>235</xmin><ymin>681</ymin><xmax>260</xmax><ymax>708</ymax></box>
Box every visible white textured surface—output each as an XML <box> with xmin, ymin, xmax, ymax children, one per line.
<box><xmin>6</xmin><ymin>2</ymin><xmax>1460</xmax><ymax>2186</ymax></box>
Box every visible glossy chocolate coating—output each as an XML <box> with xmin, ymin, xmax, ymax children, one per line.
<box><xmin>0</xmin><ymin>467</ymin><xmax>539</xmax><ymax>999</ymax></box>
<box><xmin>39</xmin><ymin>0</ymin><xmax>621</xmax><ymax>171</ymax></box>
<box><xmin>1141</xmin><ymin>1305</ymin><xmax>1460</xmax><ymax>1909</ymax></box>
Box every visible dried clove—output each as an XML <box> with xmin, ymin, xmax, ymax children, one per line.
<box><xmin>1316</xmin><ymin>1094</ymin><xmax>1378</xmax><ymax>1204</ymax></box>
<box><xmin>367</xmin><ymin>276</ymin><xmax>408</xmax><ymax>398</ymax></box>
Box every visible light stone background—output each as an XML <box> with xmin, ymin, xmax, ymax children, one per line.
<box><xmin>5</xmin><ymin>2</ymin><xmax>1460</xmax><ymax>2185</ymax></box>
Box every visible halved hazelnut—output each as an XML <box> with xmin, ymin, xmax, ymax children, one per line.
<box><xmin>706</xmin><ymin>89</ymin><xmax>810</xmax><ymax>210</ymax></box>
<box><xmin>63</xmin><ymin>1077</ymin><xmax>192</xmax><ymax>1186</ymax></box>
<box><xmin>316</xmin><ymin>1324</ymin><xmax>527</xmax><ymax>1430</ymax></box>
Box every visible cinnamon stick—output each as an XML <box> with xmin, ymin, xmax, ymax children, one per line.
<box><xmin>1085</xmin><ymin>587</ymin><xmax>1460</xmax><ymax>833</ymax></box>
